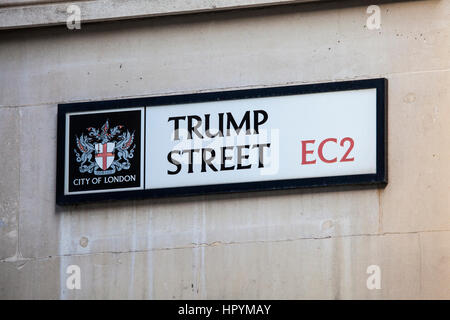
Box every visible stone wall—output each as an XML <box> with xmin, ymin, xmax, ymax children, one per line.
<box><xmin>0</xmin><ymin>0</ymin><xmax>449</xmax><ymax>299</ymax></box>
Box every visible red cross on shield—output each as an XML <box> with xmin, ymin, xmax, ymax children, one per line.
<box><xmin>95</xmin><ymin>142</ymin><xmax>115</xmax><ymax>170</ymax></box>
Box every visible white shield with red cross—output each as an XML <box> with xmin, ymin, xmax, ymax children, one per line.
<box><xmin>95</xmin><ymin>142</ymin><xmax>115</xmax><ymax>170</ymax></box>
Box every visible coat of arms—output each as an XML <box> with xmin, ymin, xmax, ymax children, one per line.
<box><xmin>74</xmin><ymin>120</ymin><xmax>135</xmax><ymax>175</ymax></box>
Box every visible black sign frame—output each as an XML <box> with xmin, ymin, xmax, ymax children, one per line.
<box><xmin>56</xmin><ymin>78</ymin><xmax>387</xmax><ymax>205</ymax></box>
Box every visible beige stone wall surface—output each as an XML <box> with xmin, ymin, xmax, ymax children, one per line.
<box><xmin>0</xmin><ymin>0</ymin><xmax>449</xmax><ymax>299</ymax></box>
<box><xmin>0</xmin><ymin>0</ymin><xmax>325</xmax><ymax>30</ymax></box>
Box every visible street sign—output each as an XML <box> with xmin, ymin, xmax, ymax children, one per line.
<box><xmin>56</xmin><ymin>78</ymin><xmax>387</xmax><ymax>204</ymax></box>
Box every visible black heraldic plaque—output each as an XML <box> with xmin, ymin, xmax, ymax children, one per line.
<box><xmin>67</xmin><ymin>109</ymin><xmax>142</xmax><ymax>193</ymax></box>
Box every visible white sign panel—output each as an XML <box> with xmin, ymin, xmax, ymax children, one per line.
<box><xmin>145</xmin><ymin>89</ymin><xmax>377</xmax><ymax>189</ymax></box>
